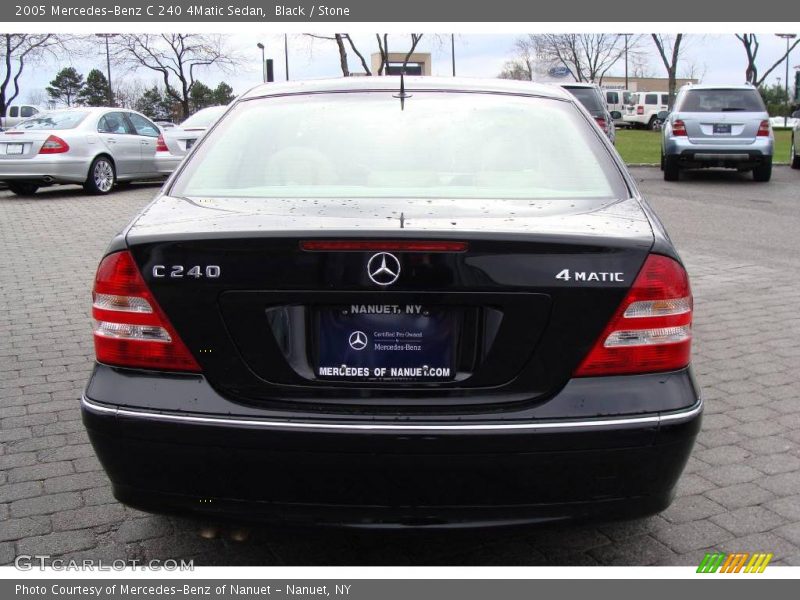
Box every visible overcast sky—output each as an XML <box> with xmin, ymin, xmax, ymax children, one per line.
<box><xmin>15</xmin><ymin>33</ymin><xmax>800</xmax><ymax>105</ymax></box>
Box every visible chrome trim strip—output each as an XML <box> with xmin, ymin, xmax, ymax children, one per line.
<box><xmin>81</xmin><ymin>396</ymin><xmax>702</xmax><ymax>432</ymax></box>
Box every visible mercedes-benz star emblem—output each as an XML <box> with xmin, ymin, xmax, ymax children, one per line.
<box><xmin>348</xmin><ymin>330</ymin><xmax>368</xmax><ymax>351</ymax></box>
<box><xmin>367</xmin><ymin>252</ymin><xmax>401</xmax><ymax>286</ymax></box>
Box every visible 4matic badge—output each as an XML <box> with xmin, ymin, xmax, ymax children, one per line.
<box><xmin>555</xmin><ymin>269</ymin><xmax>624</xmax><ymax>283</ymax></box>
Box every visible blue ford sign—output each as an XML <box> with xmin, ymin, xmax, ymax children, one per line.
<box><xmin>548</xmin><ymin>65</ymin><xmax>571</xmax><ymax>78</ymax></box>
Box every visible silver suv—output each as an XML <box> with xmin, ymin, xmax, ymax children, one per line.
<box><xmin>661</xmin><ymin>84</ymin><xmax>773</xmax><ymax>182</ymax></box>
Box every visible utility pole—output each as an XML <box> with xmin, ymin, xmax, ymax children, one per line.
<box><xmin>777</xmin><ymin>34</ymin><xmax>797</xmax><ymax>128</ymax></box>
<box><xmin>284</xmin><ymin>34</ymin><xmax>290</xmax><ymax>81</ymax></box>
<box><xmin>451</xmin><ymin>34</ymin><xmax>456</xmax><ymax>76</ymax></box>
<box><xmin>95</xmin><ymin>34</ymin><xmax>117</xmax><ymax>106</ymax></box>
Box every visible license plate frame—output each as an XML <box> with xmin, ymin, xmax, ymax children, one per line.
<box><xmin>315</xmin><ymin>305</ymin><xmax>457</xmax><ymax>383</ymax></box>
<box><xmin>5</xmin><ymin>143</ymin><xmax>24</xmax><ymax>155</ymax></box>
<box><xmin>713</xmin><ymin>123</ymin><xmax>732</xmax><ymax>135</ymax></box>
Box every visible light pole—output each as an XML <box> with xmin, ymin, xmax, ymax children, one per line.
<box><xmin>284</xmin><ymin>34</ymin><xmax>290</xmax><ymax>81</ymax></box>
<box><xmin>619</xmin><ymin>33</ymin><xmax>633</xmax><ymax>90</ymax></box>
<box><xmin>451</xmin><ymin>34</ymin><xmax>456</xmax><ymax>76</ymax></box>
<box><xmin>95</xmin><ymin>34</ymin><xmax>117</xmax><ymax>106</ymax></box>
<box><xmin>257</xmin><ymin>42</ymin><xmax>266</xmax><ymax>83</ymax></box>
<box><xmin>777</xmin><ymin>34</ymin><xmax>797</xmax><ymax>128</ymax></box>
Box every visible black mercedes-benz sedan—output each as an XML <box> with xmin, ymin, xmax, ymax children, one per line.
<box><xmin>82</xmin><ymin>77</ymin><xmax>701</xmax><ymax>528</ymax></box>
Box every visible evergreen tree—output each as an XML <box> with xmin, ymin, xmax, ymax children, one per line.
<box><xmin>46</xmin><ymin>67</ymin><xmax>84</xmax><ymax>107</ymax></box>
<box><xmin>77</xmin><ymin>69</ymin><xmax>112</xmax><ymax>106</ymax></box>
<box><xmin>134</xmin><ymin>86</ymin><xmax>172</xmax><ymax>121</ymax></box>
<box><xmin>211</xmin><ymin>82</ymin><xmax>235</xmax><ymax>105</ymax></box>
<box><xmin>189</xmin><ymin>81</ymin><xmax>214</xmax><ymax>112</ymax></box>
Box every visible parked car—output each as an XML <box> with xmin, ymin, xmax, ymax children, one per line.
<box><xmin>556</xmin><ymin>82</ymin><xmax>617</xmax><ymax>143</ymax></box>
<box><xmin>604</xmin><ymin>89</ymin><xmax>633</xmax><ymax>128</ymax></box>
<box><xmin>155</xmin><ymin>105</ymin><xmax>227</xmax><ymax>175</ymax></box>
<box><xmin>0</xmin><ymin>107</ymin><xmax>166</xmax><ymax>196</ymax></box>
<box><xmin>82</xmin><ymin>77</ymin><xmax>700</xmax><ymax>528</ymax></box>
<box><xmin>623</xmin><ymin>91</ymin><xmax>671</xmax><ymax>129</ymax></box>
<box><xmin>660</xmin><ymin>84</ymin><xmax>773</xmax><ymax>182</ymax></box>
<box><xmin>791</xmin><ymin>109</ymin><xmax>800</xmax><ymax>169</ymax></box>
<box><xmin>0</xmin><ymin>104</ymin><xmax>42</xmax><ymax>130</ymax></box>
<box><xmin>155</xmin><ymin>120</ymin><xmax>176</xmax><ymax>129</ymax></box>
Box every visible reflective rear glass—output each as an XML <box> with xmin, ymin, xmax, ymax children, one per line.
<box><xmin>171</xmin><ymin>91</ymin><xmax>626</xmax><ymax>201</ymax></box>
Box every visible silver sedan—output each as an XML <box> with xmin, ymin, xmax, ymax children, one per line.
<box><xmin>0</xmin><ymin>107</ymin><xmax>166</xmax><ymax>196</ymax></box>
<box><xmin>155</xmin><ymin>105</ymin><xmax>227</xmax><ymax>175</ymax></box>
<box><xmin>792</xmin><ymin>108</ymin><xmax>800</xmax><ymax>170</ymax></box>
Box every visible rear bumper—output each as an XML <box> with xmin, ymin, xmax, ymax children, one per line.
<box><xmin>0</xmin><ymin>157</ymin><xmax>89</xmax><ymax>183</ymax></box>
<box><xmin>664</xmin><ymin>137</ymin><xmax>773</xmax><ymax>167</ymax></box>
<box><xmin>154</xmin><ymin>153</ymin><xmax>182</xmax><ymax>175</ymax></box>
<box><xmin>82</xmin><ymin>366</ymin><xmax>702</xmax><ymax>529</ymax></box>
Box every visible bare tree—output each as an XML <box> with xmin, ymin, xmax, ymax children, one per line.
<box><xmin>735</xmin><ymin>34</ymin><xmax>800</xmax><ymax>87</ymax></box>
<box><xmin>1</xmin><ymin>34</ymin><xmax>64</xmax><ymax>117</ymax></box>
<box><xmin>304</xmin><ymin>34</ymin><xmax>426</xmax><ymax>77</ymax></box>
<box><xmin>112</xmin><ymin>77</ymin><xmax>147</xmax><ymax>110</ymax></box>
<box><xmin>110</xmin><ymin>34</ymin><xmax>239</xmax><ymax>119</ymax></box>
<box><xmin>497</xmin><ymin>37</ymin><xmax>536</xmax><ymax>80</ymax></box>
<box><xmin>681</xmin><ymin>60</ymin><xmax>707</xmax><ymax>82</ymax></box>
<box><xmin>529</xmin><ymin>34</ymin><xmax>630</xmax><ymax>83</ymax></box>
<box><xmin>629</xmin><ymin>53</ymin><xmax>655</xmax><ymax>78</ymax></box>
<box><xmin>651</xmin><ymin>34</ymin><xmax>685</xmax><ymax>108</ymax></box>
<box><xmin>24</xmin><ymin>88</ymin><xmax>47</xmax><ymax>107</ymax></box>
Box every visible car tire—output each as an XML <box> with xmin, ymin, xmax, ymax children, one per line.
<box><xmin>791</xmin><ymin>139</ymin><xmax>800</xmax><ymax>170</ymax></box>
<box><xmin>663</xmin><ymin>156</ymin><xmax>680</xmax><ymax>181</ymax></box>
<box><xmin>647</xmin><ymin>116</ymin><xmax>658</xmax><ymax>131</ymax></box>
<box><xmin>7</xmin><ymin>181</ymin><xmax>40</xmax><ymax>196</ymax></box>
<box><xmin>752</xmin><ymin>158</ymin><xmax>772</xmax><ymax>182</ymax></box>
<box><xmin>660</xmin><ymin>151</ymin><xmax>665</xmax><ymax>171</ymax></box>
<box><xmin>84</xmin><ymin>156</ymin><xmax>116</xmax><ymax>195</ymax></box>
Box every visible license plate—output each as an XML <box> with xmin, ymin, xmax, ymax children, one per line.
<box><xmin>713</xmin><ymin>124</ymin><xmax>732</xmax><ymax>134</ymax></box>
<box><xmin>317</xmin><ymin>305</ymin><xmax>456</xmax><ymax>382</ymax></box>
<box><xmin>5</xmin><ymin>143</ymin><xmax>23</xmax><ymax>155</ymax></box>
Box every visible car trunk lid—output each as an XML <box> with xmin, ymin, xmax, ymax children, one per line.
<box><xmin>123</xmin><ymin>194</ymin><xmax>654</xmax><ymax>411</ymax></box>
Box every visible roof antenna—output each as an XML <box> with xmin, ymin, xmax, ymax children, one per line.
<box><xmin>393</xmin><ymin>71</ymin><xmax>412</xmax><ymax>110</ymax></box>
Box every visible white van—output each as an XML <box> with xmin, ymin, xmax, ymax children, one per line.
<box><xmin>623</xmin><ymin>92</ymin><xmax>670</xmax><ymax>129</ymax></box>
<box><xmin>604</xmin><ymin>89</ymin><xmax>633</xmax><ymax>127</ymax></box>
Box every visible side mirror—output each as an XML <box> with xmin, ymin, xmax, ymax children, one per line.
<box><xmin>610</xmin><ymin>111</ymin><xmax>622</xmax><ymax>120</ymax></box>
<box><xmin>657</xmin><ymin>110</ymin><xmax>670</xmax><ymax>120</ymax></box>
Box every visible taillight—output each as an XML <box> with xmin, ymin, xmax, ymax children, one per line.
<box><xmin>594</xmin><ymin>117</ymin><xmax>607</xmax><ymax>131</ymax></box>
<box><xmin>757</xmin><ymin>120</ymin><xmax>771</xmax><ymax>137</ymax></box>
<box><xmin>92</xmin><ymin>251</ymin><xmax>201</xmax><ymax>372</ymax></box>
<box><xmin>38</xmin><ymin>135</ymin><xmax>69</xmax><ymax>154</ymax></box>
<box><xmin>637</xmin><ymin>106</ymin><xmax>644</xmax><ymax>115</ymax></box>
<box><xmin>156</xmin><ymin>134</ymin><xmax>169</xmax><ymax>152</ymax></box>
<box><xmin>672</xmin><ymin>119</ymin><xmax>687</xmax><ymax>137</ymax></box>
<box><xmin>574</xmin><ymin>254</ymin><xmax>692</xmax><ymax>377</ymax></box>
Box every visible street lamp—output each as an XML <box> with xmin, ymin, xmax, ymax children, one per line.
<box><xmin>776</xmin><ymin>34</ymin><xmax>797</xmax><ymax>128</ymax></box>
<box><xmin>451</xmin><ymin>34</ymin><xmax>456</xmax><ymax>77</ymax></box>
<box><xmin>284</xmin><ymin>34</ymin><xmax>290</xmax><ymax>81</ymax></box>
<box><xmin>257</xmin><ymin>42</ymin><xmax>266</xmax><ymax>83</ymax></box>
<box><xmin>619</xmin><ymin>33</ymin><xmax>633</xmax><ymax>90</ymax></box>
<box><xmin>95</xmin><ymin>34</ymin><xmax>117</xmax><ymax>106</ymax></box>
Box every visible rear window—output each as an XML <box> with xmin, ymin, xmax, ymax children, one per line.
<box><xmin>171</xmin><ymin>92</ymin><xmax>626</xmax><ymax>201</ymax></box>
<box><xmin>678</xmin><ymin>89</ymin><xmax>766</xmax><ymax>112</ymax></box>
<box><xmin>562</xmin><ymin>87</ymin><xmax>604</xmax><ymax>113</ymax></box>
<box><xmin>13</xmin><ymin>111</ymin><xmax>88</xmax><ymax>130</ymax></box>
<box><xmin>181</xmin><ymin>106</ymin><xmax>226</xmax><ymax>129</ymax></box>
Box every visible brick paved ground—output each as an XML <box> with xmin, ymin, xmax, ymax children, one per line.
<box><xmin>1</xmin><ymin>168</ymin><xmax>799</xmax><ymax>566</ymax></box>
